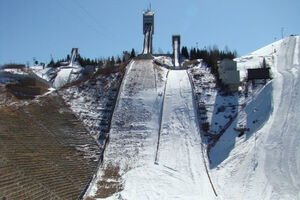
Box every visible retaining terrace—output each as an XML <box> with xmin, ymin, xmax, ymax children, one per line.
<box><xmin>0</xmin><ymin>95</ymin><xmax>99</xmax><ymax>200</ymax></box>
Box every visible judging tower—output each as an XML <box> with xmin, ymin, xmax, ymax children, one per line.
<box><xmin>142</xmin><ymin>9</ymin><xmax>154</xmax><ymax>54</ymax></box>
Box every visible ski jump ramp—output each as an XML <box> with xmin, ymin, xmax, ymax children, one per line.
<box><xmin>87</xmin><ymin>60</ymin><xmax>216</xmax><ymax>199</ymax></box>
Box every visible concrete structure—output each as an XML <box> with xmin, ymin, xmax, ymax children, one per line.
<box><xmin>172</xmin><ymin>35</ymin><xmax>181</xmax><ymax>67</ymax></box>
<box><xmin>70</xmin><ymin>48</ymin><xmax>79</xmax><ymax>65</ymax></box>
<box><xmin>218</xmin><ymin>59</ymin><xmax>240</xmax><ymax>91</ymax></box>
<box><xmin>143</xmin><ymin>10</ymin><xmax>154</xmax><ymax>34</ymax></box>
<box><xmin>142</xmin><ymin>10</ymin><xmax>154</xmax><ymax>54</ymax></box>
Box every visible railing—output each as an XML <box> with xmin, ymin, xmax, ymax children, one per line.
<box><xmin>186</xmin><ymin>70</ymin><xmax>218</xmax><ymax>197</ymax></box>
<box><xmin>154</xmin><ymin>70</ymin><xmax>169</xmax><ymax>163</ymax></box>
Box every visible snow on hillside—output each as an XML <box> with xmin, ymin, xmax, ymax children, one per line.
<box><xmin>0</xmin><ymin>67</ymin><xmax>30</xmax><ymax>84</ymax></box>
<box><xmin>30</xmin><ymin>65</ymin><xmax>53</xmax><ymax>82</ymax></box>
<box><xmin>21</xmin><ymin>36</ymin><xmax>297</xmax><ymax>200</ymax></box>
<box><xmin>85</xmin><ymin>60</ymin><xmax>168</xmax><ymax>199</ymax></box>
<box><xmin>31</xmin><ymin>63</ymin><xmax>83</xmax><ymax>88</ymax></box>
<box><xmin>209</xmin><ymin>36</ymin><xmax>300</xmax><ymax>200</ymax></box>
<box><xmin>187</xmin><ymin>62</ymin><xmax>265</xmax><ymax>145</ymax></box>
<box><xmin>235</xmin><ymin>39</ymin><xmax>282</xmax><ymax>80</ymax></box>
<box><xmin>23</xmin><ymin>36</ymin><xmax>299</xmax><ymax>200</ymax></box>
<box><xmin>60</xmin><ymin>69</ymin><xmax>124</xmax><ymax>143</ymax></box>
<box><xmin>153</xmin><ymin>55</ymin><xmax>173</xmax><ymax>67</ymax></box>
<box><xmin>85</xmin><ymin>59</ymin><xmax>219</xmax><ymax>200</ymax></box>
<box><xmin>2</xmin><ymin>68</ymin><xmax>28</xmax><ymax>75</ymax></box>
<box><xmin>53</xmin><ymin>64</ymin><xmax>83</xmax><ymax>88</ymax></box>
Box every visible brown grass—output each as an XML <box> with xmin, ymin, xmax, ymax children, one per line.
<box><xmin>84</xmin><ymin>197</ymin><xmax>96</xmax><ymax>200</ymax></box>
<box><xmin>182</xmin><ymin>59</ymin><xmax>200</xmax><ymax>67</ymax></box>
<box><xmin>94</xmin><ymin>164</ymin><xmax>123</xmax><ymax>198</ymax></box>
<box><xmin>5</xmin><ymin>76</ymin><xmax>49</xmax><ymax>99</ymax></box>
<box><xmin>0</xmin><ymin>94</ymin><xmax>99</xmax><ymax>199</ymax></box>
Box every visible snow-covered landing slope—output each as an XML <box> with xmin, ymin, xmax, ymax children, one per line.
<box><xmin>211</xmin><ymin>36</ymin><xmax>300</xmax><ymax>200</ymax></box>
<box><xmin>86</xmin><ymin>60</ymin><xmax>168</xmax><ymax>199</ymax></box>
<box><xmin>53</xmin><ymin>65</ymin><xmax>82</xmax><ymax>88</ymax></box>
<box><xmin>155</xmin><ymin>70</ymin><xmax>216</xmax><ymax>199</ymax></box>
<box><xmin>31</xmin><ymin>63</ymin><xmax>83</xmax><ymax>88</ymax></box>
<box><xmin>87</xmin><ymin>61</ymin><xmax>216</xmax><ymax>199</ymax></box>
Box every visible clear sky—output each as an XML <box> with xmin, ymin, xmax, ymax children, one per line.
<box><xmin>0</xmin><ymin>0</ymin><xmax>299</xmax><ymax>65</ymax></box>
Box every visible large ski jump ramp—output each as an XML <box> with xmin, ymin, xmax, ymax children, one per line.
<box><xmin>88</xmin><ymin>60</ymin><xmax>216</xmax><ymax>199</ymax></box>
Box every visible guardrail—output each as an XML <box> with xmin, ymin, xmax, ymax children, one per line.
<box><xmin>186</xmin><ymin>70</ymin><xmax>218</xmax><ymax>197</ymax></box>
<box><xmin>154</xmin><ymin>70</ymin><xmax>169</xmax><ymax>164</ymax></box>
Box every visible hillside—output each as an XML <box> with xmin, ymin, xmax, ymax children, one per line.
<box><xmin>84</xmin><ymin>59</ymin><xmax>218</xmax><ymax>199</ymax></box>
<box><xmin>0</xmin><ymin>93</ymin><xmax>100</xmax><ymax>199</ymax></box>
<box><xmin>210</xmin><ymin>36</ymin><xmax>300</xmax><ymax>199</ymax></box>
<box><xmin>1</xmin><ymin>36</ymin><xmax>299</xmax><ymax>200</ymax></box>
<box><xmin>83</xmin><ymin>36</ymin><xmax>300</xmax><ymax>200</ymax></box>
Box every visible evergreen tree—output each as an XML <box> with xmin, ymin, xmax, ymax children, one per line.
<box><xmin>49</xmin><ymin>58</ymin><xmax>55</xmax><ymax>67</ymax></box>
<box><xmin>116</xmin><ymin>57</ymin><xmax>122</xmax><ymax>64</ymax></box>
<box><xmin>122</xmin><ymin>51</ymin><xmax>130</xmax><ymax>62</ymax></box>
<box><xmin>181</xmin><ymin>46</ymin><xmax>189</xmax><ymax>59</ymax></box>
<box><xmin>111</xmin><ymin>56</ymin><xmax>115</xmax><ymax>66</ymax></box>
<box><xmin>190</xmin><ymin>48</ymin><xmax>198</xmax><ymax>60</ymax></box>
<box><xmin>130</xmin><ymin>48</ymin><xmax>136</xmax><ymax>58</ymax></box>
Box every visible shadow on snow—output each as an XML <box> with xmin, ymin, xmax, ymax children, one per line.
<box><xmin>209</xmin><ymin>82</ymin><xmax>273</xmax><ymax>169</ymax></box>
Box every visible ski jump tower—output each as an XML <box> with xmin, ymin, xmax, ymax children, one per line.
<box><xmin>142</xmin><ymin>9</ymin><xmax>154</xmax><ymax>54</ymax></box>
<box><xmin>70</xmin><ymin>48</ymin><xmax>79</xmax><ymax>65</ymax></box>
<box><xmin>172</xmin><ymin>35</ymin><xmax>181</xmax><ymax>67</ymax></box>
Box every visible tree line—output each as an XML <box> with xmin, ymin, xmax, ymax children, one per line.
<box><xmin>48</xmin><ymin>48</ymin><xmax>136</xmax><ymax>68</ymax></box>
<box><xmin>181</xmin><ymin>46</ymin><xmax>237</xmax><ymax>81</ymax></box>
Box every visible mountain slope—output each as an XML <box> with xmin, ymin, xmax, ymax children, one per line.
<box><xmin>210</xmin><ymin>36</ymin><xmax>300</xmax><ymax>200</ymax></box>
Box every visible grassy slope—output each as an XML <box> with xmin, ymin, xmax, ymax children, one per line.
<box><xmin>0</xmin><ymin>94</ymin><xmax>99</xmax><ymax>200</ymax></box>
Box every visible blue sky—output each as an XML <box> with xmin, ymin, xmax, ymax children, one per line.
<box><xmin>0</xmin><ymin>0</ymin><xmax>299</xmax><ymax>65</ymax></box>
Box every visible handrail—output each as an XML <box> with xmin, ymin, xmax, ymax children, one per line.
<box><xmin>186</xmin><ymin>70</ymin><xmax>218</xmax><ymax>197</ymax></box>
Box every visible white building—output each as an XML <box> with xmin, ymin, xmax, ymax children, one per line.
<box><xmin>218</xmin><ymin>59</ymin><xmax>240</xmax><ymax>91</ymax></box>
